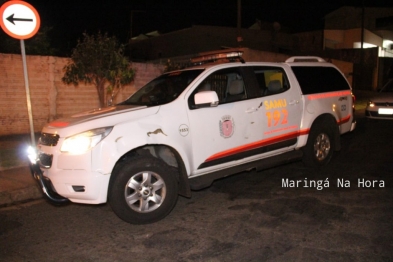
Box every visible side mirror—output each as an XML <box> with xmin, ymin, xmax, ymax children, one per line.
<box><xmin>194</xmin><ymin>91</ymin><xmax>219</xmax><ymax>108</ymax></box>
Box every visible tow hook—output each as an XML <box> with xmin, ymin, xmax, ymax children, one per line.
<box><xmin>29</xmin><ymin>162</ymin><xmax>69</xmax><ymax>204</ymax></box>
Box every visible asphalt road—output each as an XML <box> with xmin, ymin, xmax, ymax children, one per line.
<box><xmin>1</xmin><ymin>113</ymin><xmax>392</xmax><ymax>262</ymax></box>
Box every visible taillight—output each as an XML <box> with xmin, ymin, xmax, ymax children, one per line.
<box><xmin>351</xmin><ymin>93</ymin><xmax>356</xmax><ymax>110</ymax></box>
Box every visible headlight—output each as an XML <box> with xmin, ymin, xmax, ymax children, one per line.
<box><xmin>367</xmin><ymin>101</ymin><xmax>375</xmax><ymax>107</ymax></box>
<box><xmin>61</xmin><ymin>127</ymin><xmax>113</xmax><ymax>154</ymax></box>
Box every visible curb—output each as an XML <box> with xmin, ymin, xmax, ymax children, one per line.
<box><xmin>0</xmin><ymin>185</ymin><xmax>43</xmax><ymax>206</ymax></box>
<box><xmin>0</xmin><ymin>166</ymin><xmax>43</xmax><ymax>207</ymax></box>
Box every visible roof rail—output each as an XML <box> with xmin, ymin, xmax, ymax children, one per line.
<box><xmin>285</xmin><ymin>56</ymin><xmax>326</xmax><ymax>63</ymax></box>
<box><xmin>190</xmin><ymin>50</ymin><xmax>245</xmax><ymax>65</ymax></box>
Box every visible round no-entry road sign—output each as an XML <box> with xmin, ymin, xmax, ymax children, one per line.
<box><xmin>0</xmin><ymin>1</ymin><xmax>40</xmax><ymax>39</ymax></box>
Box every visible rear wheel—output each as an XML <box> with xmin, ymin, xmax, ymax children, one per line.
<box><xmin>109</xmin><ymin>156</ymin><xmax>178</xmax><ymax>224</ymax></box>
<box><xmin>302</xmin><ymin>120</ymin><xmax>335</xmax><ymax>167</ymax></box>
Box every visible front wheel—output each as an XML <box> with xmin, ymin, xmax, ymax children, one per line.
<box><xmin>302</xmin><ymin>121</ymin><xmax>335</xmax><ymax>167</ymax></box>
<box><xmin>109</xmin><ymin>156</ymin><xmax>178</xmax><ymax>224</ymax></box>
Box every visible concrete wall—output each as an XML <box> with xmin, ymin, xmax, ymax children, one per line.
<box><xmin>327</xmin><ymin>28</ymin><xmax>383</xmax><ymax>49</ymax></box>
<box><xmin>0</xmin><ymin>54</ymin><xmax>164</xmax><ymax>136</ymax></box>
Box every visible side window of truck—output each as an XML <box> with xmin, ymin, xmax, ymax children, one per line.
<box><xmin>290</xmin><ymin>66</ymin><xmax>350</xmax><ymax>94</ymax></box>
<box><xmin>188</xmin><ymin>67</ymin><xmax>248</xmax><ymax>109</ymax></box>
<box><xmin>252</xmin><ymin>66</ymin><xmax>290</xmax><ymax>97</ymax></box>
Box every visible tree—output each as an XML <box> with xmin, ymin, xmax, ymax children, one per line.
<box><xmin>62</xmin><ymin>32</ymin><xmax>135</xmax><ymax>107</ymax></box>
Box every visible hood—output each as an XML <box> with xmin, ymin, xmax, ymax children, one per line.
<box><xmin>369</xmin><ymin>91</ymin><xmax>393</xmax><ymax>103</ymax></box>
<box><xmin>43</xmin><ymin>105</ymin><xmax>159</xmax><ymax>136</ymax></box>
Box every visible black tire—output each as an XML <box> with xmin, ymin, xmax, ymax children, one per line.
<box><xmin>108</xmin><ymin>156</ymin><xmax>178</xmax><ymax>224</ymax></box>
<box><xmin>302</xmin><ymin>120</ymin><xmax>335</xmax><ymax>167</ymax></box>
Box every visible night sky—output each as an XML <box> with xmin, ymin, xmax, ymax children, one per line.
<box><xmin>2</xmin><ymin>0</ymin><xmax>392</xmax><ymax>55</ymax></box>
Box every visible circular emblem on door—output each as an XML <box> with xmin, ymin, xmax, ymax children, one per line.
<box><xmin>219</xmin><ymin>115</ymin><xmax>235</xmax><ymax>138</ymax></box>
<box><xmin>179</xmin><ymin>124</ymin><xmax>189</xmax><ymax>137</ymax></box>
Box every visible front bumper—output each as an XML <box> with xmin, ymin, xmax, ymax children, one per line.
<box><xmin>365</xmin><ymin>109</ymin><xmax>393</xmax><ymax>120</ymax></box>
<box><xmin>29</xmin><ymin>162</ymin><xmax>69</xmax><ymax>204</ymax></box>
<box><xmin>350</xmin><ymin>120</ymin><xmax>356</xmax><ymax>131</ymax></box>
<box><xmin>29</xmin><ymin>141</ymin><xmax>112</xmax><ymax>204</ymax></box>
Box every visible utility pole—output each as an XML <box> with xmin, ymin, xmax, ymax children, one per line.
<box><xmin>237</xmin><ymin>0</ymin><xmax>241</xmax><ymax>29</ymax></box>
<box><xmin>361</xmin><ymin>0</ymin><xmax>365</xmax><ymax>50</ymax></box>
<box><xmin>237</xmin><ymin>0</ymin><xmax>243</xmax><ymax>44</ymax></box>
<box><xmin>360</xmin><ymin>0</ymin><xmax>365</xmax><ymax>90</ymax></box>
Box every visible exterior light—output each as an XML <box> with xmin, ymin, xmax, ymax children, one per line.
<box><xmin>61</xmin><ymin>127</ymin><xmax>113</xmax><ymax>154</ymax></box>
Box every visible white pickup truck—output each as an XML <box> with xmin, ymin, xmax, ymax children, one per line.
<box><xmin>30</xmin><ymin>52</ymin><xmax>356</xmax><ymax>224</ymax></box>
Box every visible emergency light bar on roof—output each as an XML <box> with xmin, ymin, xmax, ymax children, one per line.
<box><xmin>285</xmin><ymin>56</ymin><xmax>326</xmax><ymax>63</ymax></box>
<box><xmin>190</xmin><ymin>51</ymin><xmax>244</xmax><ymax>65</ymax></box>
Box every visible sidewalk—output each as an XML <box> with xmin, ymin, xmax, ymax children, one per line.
<box><xmin>0</xmin><ymin>166</ymin><xmax>43</xmax><ymax>206</ymax></box>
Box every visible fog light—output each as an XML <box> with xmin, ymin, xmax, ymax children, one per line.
<box><xmin>72</xmin><ymin>186</ymin><xmax>85</xmax><ymax>192</ymax></box>
<box><xmin>27</xmin><ymin>146</ymin><xmax>38</xmax><ymax>164</ymax></box>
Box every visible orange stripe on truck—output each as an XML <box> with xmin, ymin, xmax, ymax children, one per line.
<box><xmin>307</xmin><ymin>90</ymin><xmax>351</xmax><ymax>100</ymax></box>
<box><xmin>205</xmin><ymin>129</ymin><xmax>310</xmax><ymax>162</ymax></box>
<box><xmin>337</xmin><ymin>115</ymin><xmax>351</xmax><ymax>125</ymax></box>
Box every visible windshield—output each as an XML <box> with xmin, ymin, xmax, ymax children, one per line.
<box><xmin>119</xmin><ymin>69</ymin><xmax>204</xmax><ymax>106</ymax></box>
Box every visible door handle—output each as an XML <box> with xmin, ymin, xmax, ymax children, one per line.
<box><xmin>338</xmin><ymin>96</ymin><xmax>348</xmax><ymax>101</ymax></box>
<box><xmin>288</xmin><ymin>100</ymin><xmax>299</xmax><ymax>105</ymax></box>
<box><xmin>245</xmin><ymin>107</ymin><xmax>258</xmax><ymax>113</ymax></box>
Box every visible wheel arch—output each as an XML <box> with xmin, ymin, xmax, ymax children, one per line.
<box><xmin>309</xmin><ymin>113</ymin><xmax>341</xmax><ymax>151</ymax></box>
<box><xmin>110</xmin><ymin>144</ymin><xmax>191</xmax><ymax>198</ymax></box>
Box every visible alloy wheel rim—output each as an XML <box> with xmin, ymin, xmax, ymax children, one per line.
<box><xmin>124</xmin><ymin>171</ymin><xmax>166</xmax><ymax>213</ymax></box>
<box><xmin>313</xmin><ymin>133</ymin><xmax>331</xmax><ymax>161</ymax></box>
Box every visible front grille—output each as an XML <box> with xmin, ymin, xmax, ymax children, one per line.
<box><xmin>39</xmin><ymin>133</ymin><xmax>60</xmax><ymax>146</ymax></box>
<box><xmin>39</xmin><ymin>153</ymin><xmax>53</xmax><ymax>168</ymax></box>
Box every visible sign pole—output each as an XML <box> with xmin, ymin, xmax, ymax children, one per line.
<box><xmin>0</xmin><ymin>1</ymin><xmax>41</xmax><ymax>147</ymax></box>
<box><xmin>20</xmin><ymin>39</ymin><xmax>36</xmax><ymax>147</ymax></box>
